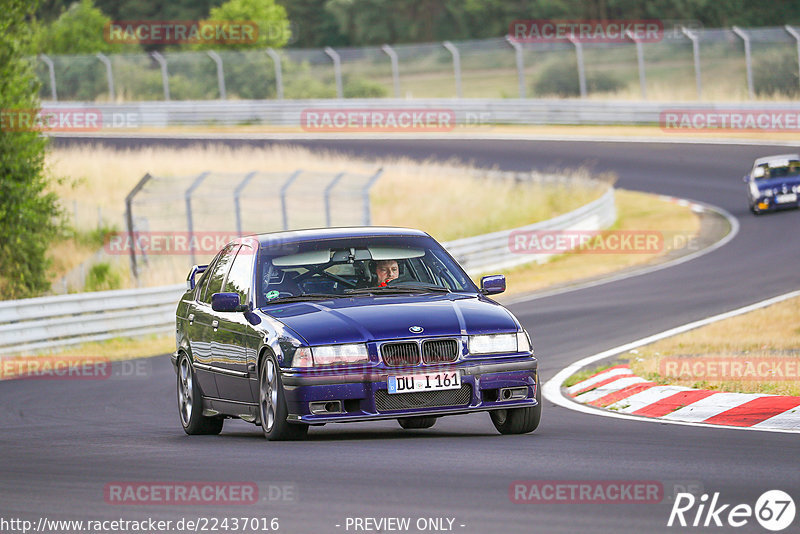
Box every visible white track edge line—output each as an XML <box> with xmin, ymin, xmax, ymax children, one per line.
<box><xmin>543</xmin><ymin>288</ymin><xmax>800</xmax><ymax>434</ymax></box>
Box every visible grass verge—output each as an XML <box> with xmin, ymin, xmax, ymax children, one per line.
<box><xmin>497</xmin><ymin>189</ymin><xmax>699</xmax><ymax>298</ymax></box>
<box><xmin>624</xmin><ymin>295</ymin><xmax>800</xmax><ymax>396</ymax></box>
<box><xmin>563</xmin><ymin>363</ymin><xmax>618</xmax><ymax>388</ymax></box>
<box><xmin>45</xmin><ymin>144</ymin><xmax>609</xmax><ymax>290</ymax></box>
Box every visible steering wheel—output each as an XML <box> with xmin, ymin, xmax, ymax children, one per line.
<box><xmin>293</xmin><ymin>265</ymin><xmax>358</xmax><ymax>288</ymax></box>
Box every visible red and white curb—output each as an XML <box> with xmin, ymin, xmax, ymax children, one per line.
<box><xmin>567</xmin><ymin>364</ymin><xmax>800</xmax><ymax>431</ymax></box>
<box><xmin>543</xmin><ymin>288</ymin><xmax>800</xmax><ymax>434</ymax></box>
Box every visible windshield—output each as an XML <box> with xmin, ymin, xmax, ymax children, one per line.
<box><xmin>753</xmin><ymin>161</ymin><xmax>800</xmax><ymax>180</ymax></box>
<box><xmin>256</xmin><ymin>235</ymin><xmax>477</xmax><ymax>306</ymax></box>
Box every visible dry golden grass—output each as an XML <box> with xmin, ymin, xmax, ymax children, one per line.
<box><xmin>497</xmin><ymin>190</ymin><xmax>700</xmax><ymax>298</ymax></box>
<box><xmin>371</xmin><ymin>167</ymin><xmax>608</xmax><ymax>241</ymax></box>
<box><xmin>45</xmin><ymin>144</ymin><xmax>608</xmax><ymax>288</ymax></box>
<box><xmin>46</xmin><ymin>144</ymin><xmax>606</xmax><ymax>239</ymax></box>
<box><xmin>627</xmin><ymin>296</ymin><xmax>800</xmax><ymax>396</ymax></box>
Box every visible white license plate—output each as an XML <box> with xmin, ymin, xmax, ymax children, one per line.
<box><xmin>387</xmin><ymin>371</ymin><xmax>461</xmax><ymax>394</ymax></box>
<box><xmin>776</xmin><ymin>193</ymin><xmax>797</xmax><ymax>203</ymax></box>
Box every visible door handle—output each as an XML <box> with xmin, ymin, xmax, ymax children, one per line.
<box><xmin>211</xmin><ymin>319</ymin><xmax>219</xmax><ymax>330</ymax></box>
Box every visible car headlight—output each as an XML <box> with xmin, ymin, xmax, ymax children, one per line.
<box><xmin>468</xmin><ymin>333</ymin><xmax>518</xmax><ymax>354</ymax></box>
<box><xmin>517</xmin><ymin>330</ymin><xmax>533</xmax><ymax>353</ymax></box>
<box><xmin>307</xmin><ymin>343</ymin><xmax>370</xmax><ymax>367</ymax></box>
<box><xmin>292</xmin><ymin>347</ymin><xmax>313</xmax><ymax>367</ymax></box>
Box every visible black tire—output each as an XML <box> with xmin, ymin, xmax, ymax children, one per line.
<box><xmin>490</xmin><ymin>380</ymin><xmax>542</xmax><ymax>435</ymax></box>
<box><xmin>397</xmin><ymin>416</ymin><xmax>437</xmax><ymax>429</ymax></box>
<box><xmin>177</xmin><ymin>353</ymin><xmax>224</xmax><ymax>435</ymax></box>
<box><xmin>259</xmin><ymin>354</ymin><xmax>308</xmax><ymax>441</ymax></box>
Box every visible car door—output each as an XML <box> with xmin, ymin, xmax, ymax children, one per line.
<box><xmin>193</xmin><ymin>243</ymin><xmax>239</xmax><ymax>399</ymax></box>
<box><xmin>211</xmin><ymin>242</ymin><xmax>260</xmax><ymax>403</ymax></box>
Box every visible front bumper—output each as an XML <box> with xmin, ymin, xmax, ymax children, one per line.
<box><xmin>282</xmin><ymin>356</ymin><xmax>538</xmax><ymax>424</ymax></box>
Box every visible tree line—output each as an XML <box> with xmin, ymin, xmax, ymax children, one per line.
<box><xmin>34</xmin><ymin>0</ymin><xmax>800</xmax><ymax>53</ymax></box>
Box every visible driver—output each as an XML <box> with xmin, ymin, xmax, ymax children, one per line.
<box><xmin>375</xmin><ymin>259</ymin><xmax>399</xmax><ymax>287</ymax></box>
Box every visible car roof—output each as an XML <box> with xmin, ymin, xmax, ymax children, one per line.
<box><xmin>753</xmin><ymin>154</ymin><xmax>800</xmax><ymax>167</ymax></box>
<box><xmin>244</xmin><ymin>227</ymin><xmax>431</xmax><ymax>247</ymax></box>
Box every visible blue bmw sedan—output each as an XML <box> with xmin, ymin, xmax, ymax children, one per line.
<box><xmin>173</xmin><ymin>227</ymin><xmax>539</xmax><ymax>440</ymax></box>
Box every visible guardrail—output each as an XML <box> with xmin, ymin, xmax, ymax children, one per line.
<box><xmin>447</xmin><ymin>187</ymin><xmax>616</xmax><ymax>273</ymax></box>
<box><xmin>0</xmin><ymin>284</ymin><xmax>184</xmax><ymax>355</ymax></box>
<box><xmin>0</xmin><ymin>185</ymin><xmax>614</xmax><ymax>355</ymax></box>
<box><xmin>39</xmin><ymin>99</ymin><xmax>800</xmax><ymax>128</ymax></box>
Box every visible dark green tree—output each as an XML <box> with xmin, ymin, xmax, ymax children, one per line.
<box><xmin>34</xmin><ymin>0</ymin><xmax>127</xmax><ymax>54</ymax></box>
<box><xmin>1</xmin><ymin>0</ymin><xmax>63</xmax><ymax>298</ymax></box>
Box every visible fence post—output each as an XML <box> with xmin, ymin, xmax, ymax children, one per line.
<box><xmin>324</xmin><ymin>172</ymin><xmax>346</xmax><ymax>227</ymax></box>
<box><xmin>39</xmin><ymin>54</ymin><xmax>57</xmax><ymax>101</ymax></box>
<box><xmin>681</xmin><ymin>27</ymin><xmax>702</xmax><ymax>99</ymax></box>
<box><xmin>381</xmin><ymin>44</ymin><xmax>401</xmax><ymax>98</ymax></box>
<box><xmin>324</xmin><ymin>47</ymin><xmax>343</xmax><ymax>98</ymax></box>
<box><xmin>361</xmin><ymin>168</ymin><xmax>384</xmax><ymax>226</ymax></box>
<box><xmin>125</xmin><ymin>173</ymin><xmax>153</xmax><ymax>283</ymax></box>
<box><xmin>266</xmin><ymin>48</ymin><xmax>284</xmax><ymax>99</ymax></box>
<box><xmin>626</xmin><ymin>30</ymin><xmax>647</xmax><ymax>99</ymax></box>
<box><xmin>567</xmin><ymin>35</ymin><xmax>587</xmax><ymax>98</ymax></box>
<box><xmin>280</xmin><ymin>170</ymin><xmax>303</xmax><ymax>230</ymax></box>
<box><xmin>234</xmin><ymin>171</ymin><xmax>258</xmax><ymax>236</ymax></box>
<box><xmin>206</xmin><ymin>51</ymin><xmax>227</xmax><ymax>100</ymax></box>
<box><xmin>732</xmin><ymin>26</ymin><xmax>754</xmax><ymax>100</ymax></box>
<box><xmin>96</xmin><ymin>52</ymin><xmax>115</xmax><ymax>101</ymax></box>
<box><xmin>504</xmin><ymin>35</ymin><xmax>526</xmax><ymax>98</ymax></box>
<box><xmin>442</xmin><ymin>41</ymin><xmax>462</xmax><ymax>98</ymax></box>
<box><xmin>151</xmin><ymin>51</ymin><xmax>170</xmax><ymax>101</ymax></box>
<box><xmin>786</xmin><ymin>25</ymin><xmax>800</xmax><ymax>93</ymax></box>
<box><xmin>185</xmin><ymin>172</ymin><xmax>210</xmax><ymax>267</ymax></box>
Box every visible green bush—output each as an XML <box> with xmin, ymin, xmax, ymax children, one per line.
<box><xmin>1</xmin><ymin>0</ymin><xmax>64</xmax><ymax>298</ymax></box>
<box><xmin>344</xmin><ymin>77</ymin><xmax>388</xmax><ymax>98</ymax></box>
<box><xmin>85</xmin><ymin>262</ymin><xmax>122</xmax><ymax>292</ymax></box>
<box><xmin>754</xmin><ymin>50</ymin><xmax>800</xmax><ymax>98</ymax></box>
<box><xmin>533</xmin><ymin>60</ymin><xmax>625</xmax><ymax>97</ymax></box>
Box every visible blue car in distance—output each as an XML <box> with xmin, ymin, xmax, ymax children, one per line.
<box><xmin>173</xmin><ymin>227</ymin><xmax>539</xmax><ymax>440</ymax></box>
<box><xmin>745</xmin><ymin>154</ymin><xmax>800</xmax><ymax>214</ymax></box>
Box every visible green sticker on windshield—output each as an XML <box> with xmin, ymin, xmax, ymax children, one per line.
<box><xmin>266</xmin><ymin>290</ymin><xmax>280</xmax><ymax>300</ymax></box>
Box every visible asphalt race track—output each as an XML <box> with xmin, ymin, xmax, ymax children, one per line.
<box><xmin>3</xmin><ymin>137</ymin><xmax>799</xmax><ymax>533</ymax></box>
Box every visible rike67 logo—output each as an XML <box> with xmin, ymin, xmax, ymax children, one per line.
<box><xmin>668</xmin><ymin>490</ymin><xmax>796</xmax><ymax>531</ymax></box>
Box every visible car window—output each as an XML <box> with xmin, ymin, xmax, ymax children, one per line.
<box><xmin>201</xmin><ymin>244</ymin><xmax>239</xmax><ymax>304</ymax></box>
<box><xmin>223</xmin><ymin>244</ymin><xmax>254</xmax><ymax>304</ymax></box>
<box><xmin>257</xmin><ymin>236</ymin><xmax>479</xmax><ymax>306</ymax></box>
<box><xmin>193</xmin><ymin>258</ymin><xmax>217</xmax><ymax>300</ymax></box>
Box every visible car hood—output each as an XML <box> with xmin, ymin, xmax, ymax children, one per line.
<box><xmin>260</xmin><ymin>293</ymin><xmax>519</xmax><ymax>345</ymax></box>
<box><xmin>753</xmin><ymin>175</ymin><xmax>800</xmax><ymax>193</ymax></box>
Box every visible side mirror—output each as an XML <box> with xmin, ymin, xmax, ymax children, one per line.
<box><xmin>480</xmin><ymin>275</ymin><xmax>506</xmax><ymax>295</ymax></box>
<box><xmin>211</xmin><ymin>292</ymin><xmax>247</xmax><ymax>312</ymax></box>
<box><xmin>742</xmin><ymin>175</ymin><xmax>750</xmax><ymax>183</ymax></box>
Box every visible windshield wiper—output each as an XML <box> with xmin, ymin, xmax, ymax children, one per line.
<box><xmin>262</xmin><ymin>293</ymin><xmax>349</xmax><ymax>305</ymax></box>
<box><xmin>344</xmin><ymin>285</ymin><xmax>451</xmax><ymax>295</ymax></box>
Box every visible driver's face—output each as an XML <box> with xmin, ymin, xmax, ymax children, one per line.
<box><xmin>375</xmin><ymin>260</ymin><xmax>399</xmax><ymax>285</ymax></box>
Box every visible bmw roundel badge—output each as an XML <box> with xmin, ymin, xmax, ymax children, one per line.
<box><xmin>409</xmin><ymin>325</ymin><xmax>424</xmax><ymax>334</ymax></box>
